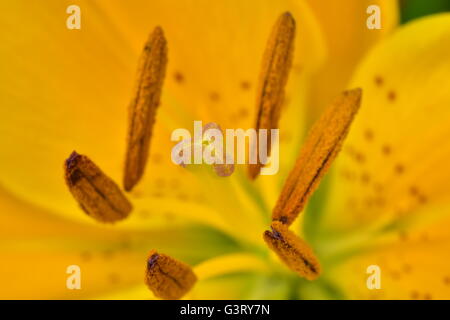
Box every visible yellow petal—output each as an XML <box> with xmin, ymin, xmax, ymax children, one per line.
<box><xmin>321</xmin><ymin>13</ymin><xmax>450</xmax><ymax>233</ymax></box>
<box><xmin>194</xmin><ymin>253</ymin><xmax>270</xmax><ymax>281</ymax></box>
<box><xmin>0</xmin><ymin>198</ymin><xmax>143</xmax><ymax>300</ymax></box>
<box><xmin>306</xmin><ymin>0</ymin><xmax>399</xmax><ymax>120</ymax></box>
<box><xmin>0</xmin><ymin>0</ymin><xmax>325</xmax><ymax>229</ymax></box>
<box><xmin>329</xmin><ymin>215</ymin><xmax>450</xmax><ymax>299</ymax></box>
<box><xmin>0</xmin><ymin>187</ymin><xmax>239</xmax><ymax>298</ymax></box>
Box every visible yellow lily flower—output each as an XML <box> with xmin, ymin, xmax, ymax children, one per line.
<box><xmin>4</xmin><ymin>0</ymin><xmax>448</xmax><ymax>300</ymax></box>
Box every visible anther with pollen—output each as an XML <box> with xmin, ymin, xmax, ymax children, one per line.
<box><xmin>64</xmin><ymin>151</ymin><xmax>132</xmax><ymax>223</ymax></box>
<box><xmin>273</xmin><ymin>88</ymin><xmax>362</xmax><ymax>225</ymax></box>
<box><xmin>123</xmin><ymin>26</ymin><xmax>168</xmax><ymax>191</ymax></box>
<box><xmin>145</xmin><ymin>250</ymin><xmax>197</xmax><ymax>300</ymax></box>
<box><xmin>263</xmin><ymin>221</ymin><xmax>321</xmax><ymax>280</ymax></box>
<box><xmin>248</xmin><ymin>12</ymin><xmax>296</xmax><ymax>180</ymax></box>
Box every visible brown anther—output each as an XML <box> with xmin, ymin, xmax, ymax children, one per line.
<box><xmin>273</xmin><ymin>88</ymin><xmax>362</xmax><ymax>225</ymax></box>
<box><xmin>64</xmin><ymin>151</ymin><xmax>132</xmax><ymax>223</ymax></box>
<box><xmin>124</xmin><ymin>27</ymin><xmax>168</xmax><ymax>191</ymax></box>
<box><xmin>263</xmin><ymin>221</ymin><xmax>321</xmax><ymax>280</ymax></box>
<box><xmin>248</xmin><ymin>12</ymin><xmax>296</xmax><ymax>179</ymax></box>
<box><xmin>145</xmin><ymin>250</ymin><xmax>197</xmax><ymax>300</ymax></box>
